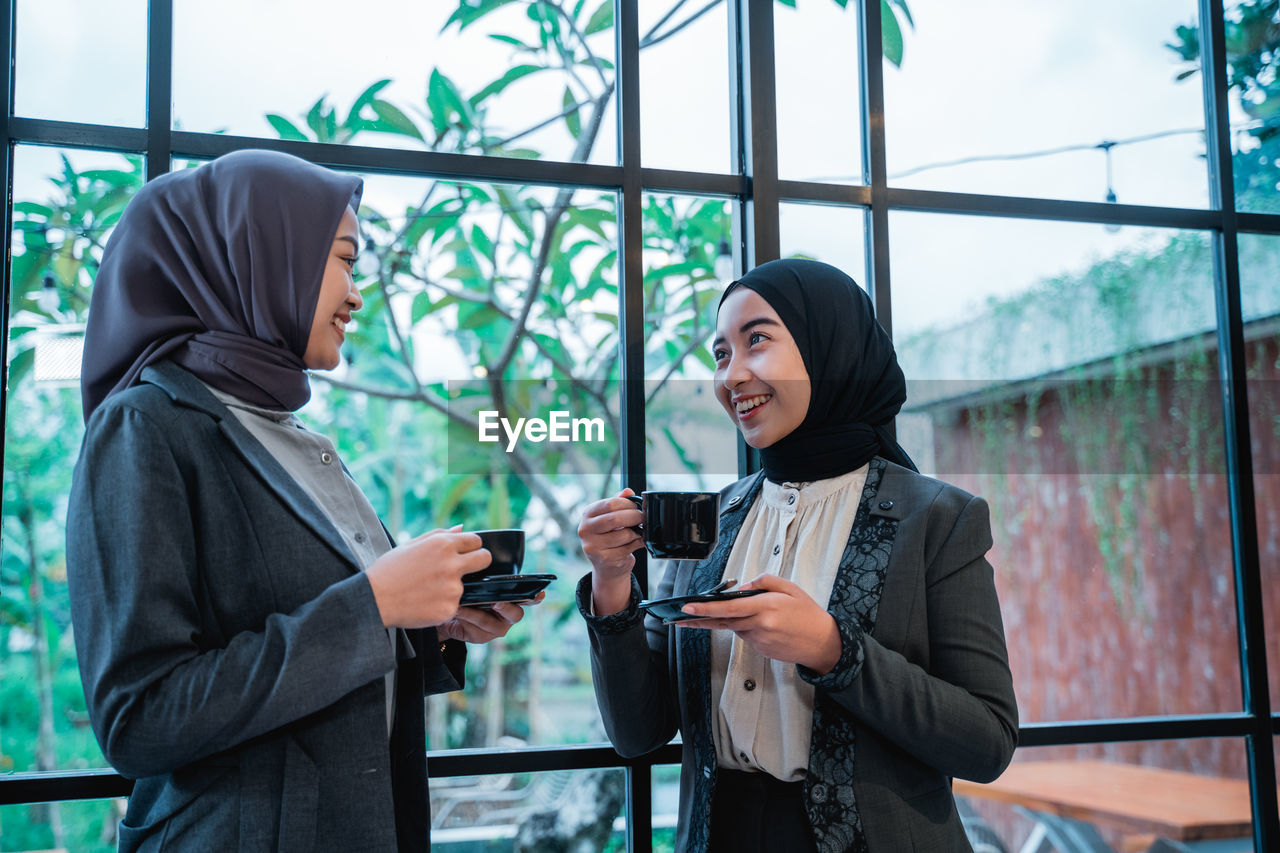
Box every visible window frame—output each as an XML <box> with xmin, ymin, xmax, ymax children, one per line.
<box><xmin>0</xmin><ymin>1</ymin><xmax>1275</xmax><ymax>851</ymax></box>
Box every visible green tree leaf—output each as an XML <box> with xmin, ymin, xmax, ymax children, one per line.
<box><xmin>470</xmin><ymin>64</ymin><xmax>547</xmax><ymax>107</ymax></box>
<box><xmin>369</xmin><ymin>100</ymin><xmax>425</xmax><ymax>140</ymax></box>
<box><xmin>881</xmin><ymin>0</ymin><xmax>904</xmax><ymax>67</ymax></box>
<box><xmin>563</xmin><ymin>86</ymin><xmax>582</xmax><ymax>138</ymax></box>
<box><xmin>584</xmin><ymin>0</ymin><xmax>613</xmax><ymax>35</ymax></box>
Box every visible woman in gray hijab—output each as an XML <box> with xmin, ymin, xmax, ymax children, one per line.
<box><xmin>67</xmin><ymin>149</ymin><xmax>527</xmax><ymax>852</ymax></box>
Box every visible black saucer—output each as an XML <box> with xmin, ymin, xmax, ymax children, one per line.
<box><xmin>460</xmin><ymin>573</ymin><xmax>556</xmax><ymax>606</ymax></box>
<box><xmin>638</xmin><ymin>588</ymin><xmax>765</xmax><ymax>623</ymax></box>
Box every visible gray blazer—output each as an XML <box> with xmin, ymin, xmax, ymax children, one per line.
<box><xmin>579</xmin><ymin>459</ymin><xmax>1018</xmax><ymax>852</ymax></box>
<box><xmin>67</xmin><ymin>361</ymin><xmax>464</xmax><ymax>852</ymax></box>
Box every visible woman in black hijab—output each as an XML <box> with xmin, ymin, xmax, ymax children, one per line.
<box><xmin>67</xmin><ymin>149</ymin><xmax>532</xmax><ymax>852</ymax></box>
<box><xmin>577</xmin><ymin>259</ymin><xmax>1017</xmax><ymax>852</ymax></box>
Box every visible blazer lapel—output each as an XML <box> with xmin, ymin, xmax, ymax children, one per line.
<box><xmin>141</xmin><ymin>362</ymin><xmax>359</xmax><ymax>570</ymax></box>
<box><xmin>804</xmin><ymin>457</ymin><xmax>898</xmax><ymax>853</ymax></box>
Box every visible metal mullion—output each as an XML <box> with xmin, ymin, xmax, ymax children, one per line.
<box><xmin>1199</xmin><ymin>0</ymin><xmax>1277</xmax><ymax>849</ymax></box>
<box><xmin>7</xmin><ymin>116</ymin><xmax>149</xmax><ymax>153</ymax></box>
<box><xmin>0</xmin><ymin>744</ymin><xmax>686</xmax><ymax>806</ymax></box>
<box><xmin>886</xmin><ymin>186</ymin><xmax>1220</xmax><ymax>232</ymax></box>
<box><xmin>739</xmin><ymin>0</ymin><xmax>780</xmax><ymax>266</ymax></box>
<box><xmin>1236</xmin><ymin>211</ymin><xmax>1280</xmax><ymax>235</ymax></box>
<box><xmin>726</xmin><ymin>0</ymin><xmax>752</xmax><ymax>479</ymax></box>
<box><xmin>638</xmin><ymin>166</ymin><xmax>743</xmax><ymax>198</ymax></box>
<box><xmin>778</xmin><ymin>180</ymin><xmax>872</xmax><ymax>207</ymax></box>
<box><xmin>1</xmin><ymin>0</ymin><xmax>15</xmax><ymax>476</ymax></box>
<box><xmin>615</xmin><ymin>1</ymin><xmax>649</xmax><ymax>848</ymax></box>
<box><xmin>171</xmin><ymin>130</ymin><xmax>626</xmax><ymax>191</ymax></box>
<box><xmin>1017</xmin><ymin>714</ymin><xmax>1258</xmax><ymax>748</ymax></box>
<box><xmin>860</xmin><ymin>0</ymin><xmax>891</xmax><ymax>335</ymax></box>
<box><xmin>145</xmin><ymin>0</ymin><xmax>172</xmax><ymax>180</ymax></box>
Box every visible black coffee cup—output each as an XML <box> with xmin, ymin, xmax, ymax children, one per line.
<box><xmin>465</xmin><ymin>529</ymin><xmax>525</xmax><ymax>582</ymax></box>
<box><xmin>625</xmin><ymin>491</ymin><xmax>719</xmax><ymax>560</ymax></box>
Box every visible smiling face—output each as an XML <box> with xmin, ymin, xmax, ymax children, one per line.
<box><xmin>712</xmin><ymin>287</ymin><xmax>811</xmax><ymax>448</ymax></box>
<box><xmin>303</xmin><ymin>206</ymin><xmax>363</xmax><ymax>370</ymax></box>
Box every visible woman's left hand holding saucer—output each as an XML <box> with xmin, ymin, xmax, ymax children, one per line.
<box><xmin>438</xmin><ymin>592</ymin><xmax>546</xmax><ymax>644</ymax></box>
<box><xmin>679</xmin><ymin>575</ymin><xmax>841</xmax><ymax>675</ymax></box>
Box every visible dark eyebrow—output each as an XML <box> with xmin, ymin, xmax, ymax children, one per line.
<box><xmin>711</xmin><ymin>317</ymin><xmax>782</xmax><ymax>350</ymax></box>
<box><xmin>335</xmin><ymin>235</ymin><xmax>359</xmax><ymax>252</ymax></box>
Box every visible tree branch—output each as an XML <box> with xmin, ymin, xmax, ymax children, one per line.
<box><xmin>641</xmin><ymin>0</ymin><xmax>722</xmax><ymax>49</ymax></box>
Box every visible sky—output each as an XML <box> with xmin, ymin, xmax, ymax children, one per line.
<box><xmin>10</xmin><ymin>0</ymin><xmax>1229</xmax><ymax>342</ymax></box>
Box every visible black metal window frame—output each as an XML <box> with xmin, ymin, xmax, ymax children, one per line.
<box><xmin>0</xmin><ymin>1</ymin><xmax>1276</xmax><ymax>851</ymax></box>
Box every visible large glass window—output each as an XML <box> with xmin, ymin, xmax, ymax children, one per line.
<box><xmin>1240</xmin><ymin>231</ymin><xmax>1280</xmax><ymax>713</ymax></box>
<box><xmin>173</xmin><ymin>0</ymin><xmax>617</xmax><ymax>164</ymax></box>
<box><xmin>775</xmin><ymin>1</ymin><xmax>866</xmax><ymax>184</ymax></box>
<box><xmin>14</xmin><ymin>0</ymin><xmax>147</xmax><ymax>127</ymax></box>
<box><xmin>882</xmin><ymin>0</ymin><xmax>1209</xmax><ymax>207</ymax></box>
<box><xmin>3</xmin><ymin>148</ymin><xmax>144</xmax><ymax>797</ymax></box>
<box><xmin>640</xmin><ymin>4</ymin><xmax>731</xmax><ymax>173</ymax></box>
<box><xmin>2</xmin><ymin>1</ymin><xmax>1276</xmax><ymax>851</ymax></box>
<box><xmin>892</xmin><ymin>212</ymin><xmax>1239</xmax><ymax>721</ymax></box>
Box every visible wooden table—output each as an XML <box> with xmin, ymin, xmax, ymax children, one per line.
<box><xmin>953</xmin><ymin>760</ymin><xmax>1265</xmax><ymax>853</ymax></box>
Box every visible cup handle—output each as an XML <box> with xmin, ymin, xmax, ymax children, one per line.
<box><xmin>624</xmin><ymin>494</ymin><xmax>643</xmax><ymax>533</ymax></box>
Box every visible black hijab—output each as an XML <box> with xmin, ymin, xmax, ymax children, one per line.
<box><xmin>721</xmin><ymin>258</ymin><xmax>917</xmax><ymax>482</ymax></box>
<box><xmin>80</xmin><ymin>149</ymin><xmax>363</xmax><ymax>421</ymax></box>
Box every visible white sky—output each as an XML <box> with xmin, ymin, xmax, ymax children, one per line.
<box><xmin>11</xmin><ymin>0</ymin><xmax>1233</xmax><ymax>339</ymax></box>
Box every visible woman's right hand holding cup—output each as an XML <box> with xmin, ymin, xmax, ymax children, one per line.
<box><xmin>577</xmin><ymin>489</ymin><xmax>644</xmax><ymax>617</ymax></box>
<box><xmin>366</xmin><ymin>527</ymin><xmax>491</xmax><ymax>628</ymax></box>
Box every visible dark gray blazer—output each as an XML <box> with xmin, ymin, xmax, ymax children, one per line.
<box><xmin>579</xmin><ymin>459</ymin><xmax>1018</xmax><ymax>852</ymax></box>
<box><xmin>67</xmin><ymin>361</ymin><xmax>464</xmax><ymax>852</ymax></box>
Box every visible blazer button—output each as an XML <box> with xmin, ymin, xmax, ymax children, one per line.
<box><xmin>811</xmin><ymin>783</ymin><xmax>827</xmax><ymax>803</ymax></box>
<box><xmin>744</xmin><ymin>679</ymin><xmax>756</xmax><ymax>691</ymax></box>
<box><xmin>727</xmin><ymin>495</ymin><xmax>742</xmax><ymax>508</ymax></box>
<box><xmin>878</xmin><ymin>499</ymin><xmax>893</xmax><ymax>510</ymax></box>
<box><xmin>321</xmin><ymin>451</ymin><xmax>333</xmax><ymax>465</ymax></box>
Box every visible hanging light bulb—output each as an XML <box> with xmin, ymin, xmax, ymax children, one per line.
<box><xmin>1098</xmin><ymin>141</ymin><xmax>1121</xmax><ymax>234</ymax></box>
<box><xmin>714</xmin><ymin>237</ymin><xmax>734</xmax><ymax>283</ymax></box>
<box><xmin>37</xmin><ymin>274</ymin><xmax>59</xmax><ymax>314</ymax></box>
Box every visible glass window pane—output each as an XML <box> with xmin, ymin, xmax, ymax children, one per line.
<box><xmin>640</xmin><ymin>2</ymin><xmax>730</xmax><ymax>173</ymax></box>
<box><xmin>14</xmin><ymin>0</ymin><xmax>147</xmax><ymax>127</ymax></box>
<box><xmin>651</xmin><ymin>762</ymin><xmax>681</xmax><ymax>847</ymax></box>
<box><xmin>1217</xmin><ymin>2</ymin><xmax>1280</xmax><ymax>213</ymax></box>
<box><xmin>1240</xmin><ymin>232</ymin><xmax>1280</xmax><ymax>713</ymax></box>
<box><xmin>779</xmin><ymin>203</ymin><xmax>868</xmax><ymax>289</ymax></box>
<box><xmin>303</xmin><ymin>174</ymin><xmax>617</xmax><ymax>748</ymax></box>
<box><xmin>892</xmin><ymin>212</ymin><xmax>1239</xmax><ymax>721</ymax></box>
<box><xmin>642</xmin><ymin>193</ymin><xmax>738</xmax><ymax>488</ymax></box>
<box><xmin>0</xmin><ymin>797</ymin><xmax>127</xmax><ymax>852</ymax></box>
<box><xmin>956</xmin><ymin>740</ymin><xmax>1256</xmax><ymax>852</ymax></box>
<box><xmin>172</xmin><ymin>1</ymin><xmax>617</xmax><ymax>165</ymax></box>
<box><xmin>4</xmin><ymin>147</ymin><xmax>144</xmax><ymax>781</ymax></box>
<box><xmin>883</xmin><ymin>0</ymin><xmax>1209</xmax><ymax>207</ymax></box>
<box><xmin>775</xmin><ymin>1</ymin><xmax>865</xmax><ymax>184</ymax></box>
<box><xmin>642</xmin><ymin>194</ymin><xmax>737</xmax><ymax>598</ymax></box>
<box><xmin>429</xmin><ymin>767</ymin><xmax>625</xmax><ymax>847</ymax></box>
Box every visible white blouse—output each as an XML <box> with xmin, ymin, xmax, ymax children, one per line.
<box><xmin>710</xmin><ymin>463</ymin><xmax>869</xmax><ymax>780</ymax></box>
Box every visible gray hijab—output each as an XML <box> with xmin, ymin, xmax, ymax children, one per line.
<box><xmin>80</xmin><ymin>149</ymin><xmax>363</xmax><ymax>421</ymax></box>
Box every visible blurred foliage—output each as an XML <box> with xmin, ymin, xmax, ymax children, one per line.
<box><xmin>1168</xmin><ymin>0</ymin><xmax>1280</xmax><ymax>210</ymax></box>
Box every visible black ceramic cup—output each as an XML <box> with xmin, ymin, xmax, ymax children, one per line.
<box><xmin>625</xmin><ymin>491</ymin><xmax>720</xmax><ymax>560</ymax></box>
<box><xmin>465</xmin><ymin>529</ymin><xmax>525</xmax><ymax>582</ymax></box>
